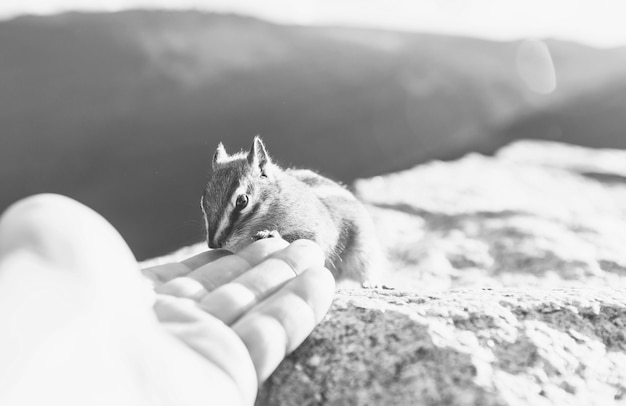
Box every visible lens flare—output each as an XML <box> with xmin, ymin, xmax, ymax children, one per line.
<box><xmin>515</xmin><ymin>39</ymin><xmax>557</xmax><ymax>94</ymax></box>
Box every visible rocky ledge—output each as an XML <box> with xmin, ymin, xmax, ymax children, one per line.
<box><xmin>256</xmin><ymin>140</ymin><xmax>626</xmax><ymax>406</ymax></box>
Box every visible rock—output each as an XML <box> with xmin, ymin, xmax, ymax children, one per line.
<box><xmin>497</xmin><ymin>140</ymin><xmax>626</xmax><ymax>181</ymax></box>
<box><xmin>357</xmin><ymin>141</ymin><xmax>626</xmax><ymax>292</ymax></box>
<box><xmin>255</xmin><ymin>140</ymin><xmax>626</xmax><ymax>405</ymax></box>
<box><xmin>257</xmin><ymin>288</ymin><xmax>626</xmax><ymax>406</ymax></box>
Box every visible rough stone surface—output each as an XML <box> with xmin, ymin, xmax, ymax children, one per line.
<box><xmin>258</xmin><ymin>288</ymin><xmax>626</xmax><ymax>406</ymax></box>
<box><xmin>255</xmin><ymin>140</ymin><xmax>626</xmax><ymax>406</ymax></box>
<box><xmin>359</xmin><ymin>140</ymin><xmax>626</xmax><ymax>292</ymax></box>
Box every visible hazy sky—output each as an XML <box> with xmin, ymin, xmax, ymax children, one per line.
<box><xmin>1</xmin><ymin>0</ymin><xmax>624</xmax><ymax>48</ymax></box>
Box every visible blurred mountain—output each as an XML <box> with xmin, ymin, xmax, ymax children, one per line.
<box><xmin>491</xmin><ymin>79</ymin><xmax>626</xmax><ymax>153</ymax></box>
<box><xmin>1</xmin><ymin>10</ymin><xmax>625</xmax><ymax>258</ymax></box>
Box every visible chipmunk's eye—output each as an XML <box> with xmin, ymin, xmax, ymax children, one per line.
<box><xmin>235</xmin><ymin>194</ymin><xmax>249</xmax><ymax>210</ymax></box>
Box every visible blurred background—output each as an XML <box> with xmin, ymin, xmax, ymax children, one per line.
<box><xmin>1</xmin><ymin>1</ymin><xmax>626</xmax><ymax>260</ymax></box>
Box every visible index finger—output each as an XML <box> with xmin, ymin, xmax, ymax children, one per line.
<box><xmin>155</xmin><ymin>238</ymin><xmax>290</xmax><ymax>299</ymax></box>
<box><xmin>142</xmin><ymin>249</ymin><xmax>232</xmax><ymax>285</ymax></box>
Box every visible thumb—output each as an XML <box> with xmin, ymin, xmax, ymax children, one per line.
<box><xmin>0</xmin><ymin>194</ymin><xmax>157</xmax><ymax>405</ymax></box>
<box><xmin>0</xmin><ymin>193</ymin><xmax>153</xmax><ymax>314</ymax></box>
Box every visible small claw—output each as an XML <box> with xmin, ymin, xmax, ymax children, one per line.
<box><xmin>361</xmin><ymin>280</ymin><xmax>377</xmax><ymax>289</ymax></box>
<box><xmin>254</xmin><ymin>229</ymin><xmax>281</xmax><ymax>241</ymax></box>
<box><xmin>361</xmin><ymin>280</ymin><xmax>393</xmax><ymax>290</ymax></box>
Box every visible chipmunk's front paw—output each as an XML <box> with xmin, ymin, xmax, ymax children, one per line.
<box><xmin>361</xmin><ymin>280</ymin><xmax>394</xmax><ymax>290</ymax></box>
<box><xmin>361</xmin><ymin>280</ymin><xmax>377</xmax><ymax>289</ymax></box>
<box><xmin>254</xmin><ymin>230</ymin><xmax>282</xmax><ymax>241</ymax></box>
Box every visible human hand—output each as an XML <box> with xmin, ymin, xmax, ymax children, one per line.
<box><xmin>143</xmin><ymin>233</ymin><xmax>336</xmax><ymax>400</ymax></box>
<box><xmin>0</xmin><ymin>194</ymin><xmax>335</xmax><ymax>406</ymax></box>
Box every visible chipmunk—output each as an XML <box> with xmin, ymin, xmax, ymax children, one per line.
<box><xmin>200</xmin><ymin>136</ymin><xmax>383</xmax><ymax>288</ymax></box>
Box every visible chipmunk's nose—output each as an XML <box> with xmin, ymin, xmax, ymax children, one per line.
<box><xmin>207</xmin><ymin>223</ymin><xmax>228</xmax><ymax>249</ymax></box>
<box><xmin>207</xmin><ymin>237</ymin><xmax>222</xmax><ymax>249</ymax></box>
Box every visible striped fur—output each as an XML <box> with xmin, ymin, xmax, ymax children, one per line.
<box><xmin>201</xmin><ymin>136</ymin><xmax>383</xmax><ymax>286</ymax></box>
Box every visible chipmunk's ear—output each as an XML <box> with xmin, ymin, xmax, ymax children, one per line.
<box><xmin>247</xmin><ymin>135</ymin><xmax>272</xmax><ymax>176</ymax></box>
<box><xmin>212</xmin><ymin>142</ymin><xmax>227</xmax><ymax>170</ymax></box>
